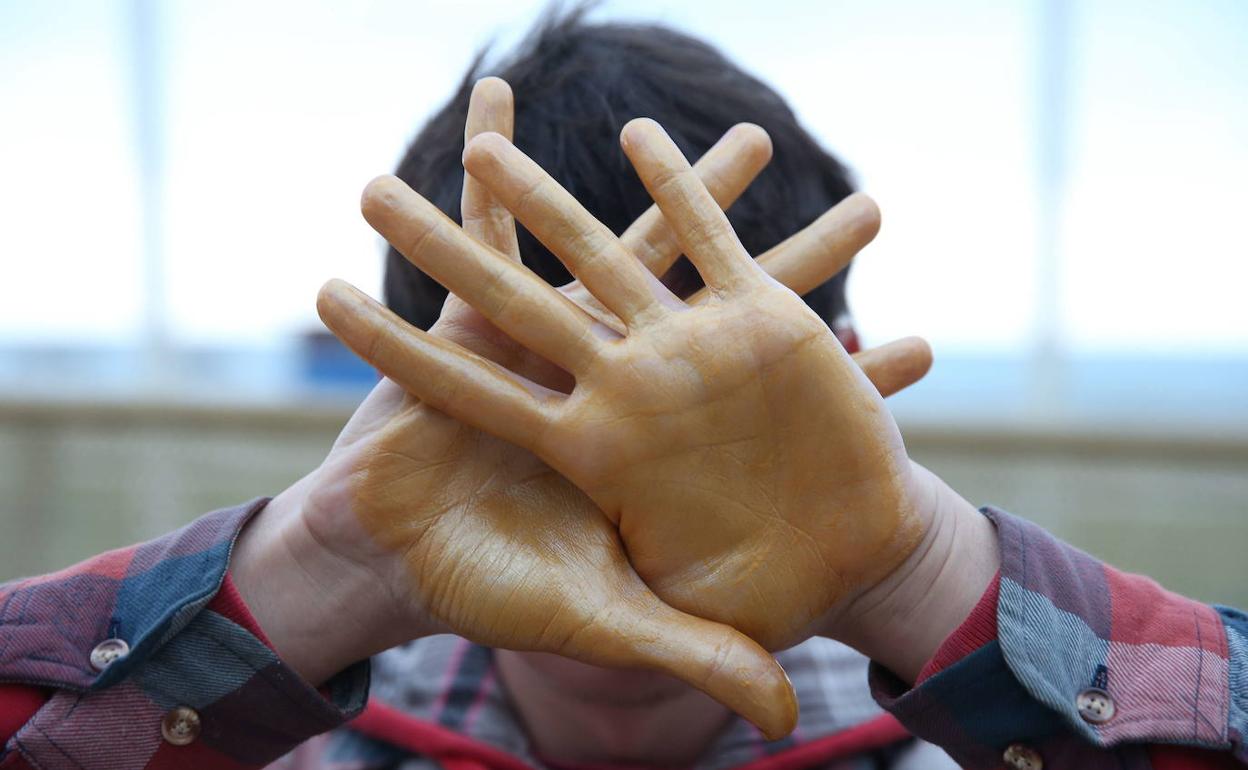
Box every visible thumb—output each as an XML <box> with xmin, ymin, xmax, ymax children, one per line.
<box><xmin>557</xmin><ymin>590</ymin><xmax>799</xmax><ymax>741</ymax></box>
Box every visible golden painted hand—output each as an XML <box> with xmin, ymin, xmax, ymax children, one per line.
<box><xmin>317</xmin><ymin>102</ymin><xmax>934</xmax><ymax>678</ymax></box>
<box><xmin>281</xmin><ymin>79</ymin><xmax>938</xmax><ymax>743</ymax></box>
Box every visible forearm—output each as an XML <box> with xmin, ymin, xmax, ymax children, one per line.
<box><xmin>229</xmin><ymin>469</ymin><xmax>429</xmax><ymax>685</ymax></box>
<box><xmin>827</xmin><ymin>462</ymin><xmax>1000</xmax><ymax>683</ymax></box>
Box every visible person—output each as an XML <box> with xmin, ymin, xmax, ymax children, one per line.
<box><xmin>1</xmin><ymin>12</ymin><xmax>1244</xmax><ymax>770</ymax></box>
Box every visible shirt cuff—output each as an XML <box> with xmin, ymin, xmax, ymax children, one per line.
<box><xmin>2</xmin><ymin>499</ymin><xmax>369</xmax><ymax>769</ymax></box>
<box><xmin>870</xmin><ymin>505</ymin><xmax>1239</xmax><ymax>767</ymax></box>
<box><xmin>987</xmin><ymin>505</ymin><xmax>1230</xmax><ymax>749</ymax></box>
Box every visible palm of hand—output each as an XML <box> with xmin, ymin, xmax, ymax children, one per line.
<box><xmin>343</xmin><ymin>302</ymin><xmax>645</xmax><ymax>655</ymax></box>
<box><xmin>546</xmin><ymin>284</ymin><xmax>921</xmax><ymax>649</ymax></box>
<box><xmin>356</xmin><ymin>397</ymin><xmax>623</xmax><ymax>651</ymax></box>
<box><xmin>298</xmin><ymin>317</ymin><xmax>545</xmax><ymax>631</ymax></box>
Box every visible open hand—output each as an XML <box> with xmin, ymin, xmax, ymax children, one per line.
<box><xmin>319</xmin><ymin>106</ymin><xmax>932</xmax><ymax>655</ymax></box>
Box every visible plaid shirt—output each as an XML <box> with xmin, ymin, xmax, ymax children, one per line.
<box><xmin>0</xmin><ymin>499</ymin><xmax>1244</xmax><ymax>769</ymax></box>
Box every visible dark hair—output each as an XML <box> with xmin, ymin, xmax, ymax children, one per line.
<box><xmin>383</xmin><ymin>8</ymin><xmax>855</xmax><ymax>331</ymax></box>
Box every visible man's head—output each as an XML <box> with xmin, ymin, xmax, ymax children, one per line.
<box><xmin>383</xmin><ymin>8</ymin><xmax>856</xmax><ymax>329</ymax></box>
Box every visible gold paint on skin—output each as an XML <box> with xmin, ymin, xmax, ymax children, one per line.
<box><xmin>351</xmin><ymin>401</ymin><xmax>799</xmax><ymax>738</ymax></box>
<box><xmin>320</xmin><ymin>81</ymin><xmax>934</xmax><ymax>742</ymax></box>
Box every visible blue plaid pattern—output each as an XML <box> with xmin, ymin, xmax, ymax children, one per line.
<box><xmin>872</xmin><ymin>507</ymin><xmax>1245</xmax><ymax>769</ymax></box>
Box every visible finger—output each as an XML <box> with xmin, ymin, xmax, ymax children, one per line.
<box><xmin>620</xmin><ymin>123</ymin><xmax>772</xmax><ymax>277</ymax></box>
<box><xmin>317</xmin><ymin>279</ymin><xmax>560</xmax><ymax>450</ymax></box>
<box><xmin>560</xmin><ymin>589</ymin><xmax>799</xmax><ymax>741</ymax></box>
<box><xmin>362</xmin><ymin>175</ymin><xmax>605</xmax><ymax>374</ymax></box>
<box><xmin>756</xmin><ymin>193</ymin><xmax>879</xmax><ymax>295</ymax></box>
<box><xmin>620</xmin><ymin>118</ymin><xmax>767</xmax><ymax>293</ymax></box>
<box><xmin>852</xmin><ymin>336</ymin><xmax>934</xmax><ymax>398</ymax></box>
<box><xmin>463</xmin><ymin>133</ymin><xmax>677</xmax><ymax>327</ymax></box>
<box><xmin>685</xmin><ymin>193</ymin><xmax>882</xmax><ymax>306</ymax></box>
<box><xmin>462</xmin><ymin>77</ymin><xmax>521</xmax><ymax>260</ymax></box>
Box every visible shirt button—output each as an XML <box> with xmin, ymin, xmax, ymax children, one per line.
<box><xmin>1076</xmin><ymin>687</ymin><xmax>1116</xmax><ymax>723</ymax></box>
<box><xmin>89</xmin><ymin>638</ymin><xmax>130</xmax><ymax>671</ymax></box>
<box><xmin>1003</xmin><ymin>743</ymin><xmax>1043</xmax><ymax>770</ymax></box>
<box><xmin>160</xmin><ymin>706</ymin><xmax>202</xmax><ymax>746</ymax></box>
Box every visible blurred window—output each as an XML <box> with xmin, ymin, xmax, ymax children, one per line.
<box><xmin>1</xmin><ymin>0</ymin><xmax>1244</xmax><ymax>360</ymax></box>
<box><xmin>1060</xmin><ymin>0</ymin><xmax>1248</xmax><ymax>354</ymax></box>
<box><xmin>1</xmin><ymin>1</ymin><xmax>144</xmax><ymax>342</ymax></box>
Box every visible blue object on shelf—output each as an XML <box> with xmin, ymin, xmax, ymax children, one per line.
<box><xmin>300</xmin><ymin>331</ymin><xmax>378</xmax><ymax>388</ymax></box>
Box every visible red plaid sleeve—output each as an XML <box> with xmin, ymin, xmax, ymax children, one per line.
<box><xmin>871</xmin><ymin>506</ymin><xmax>1246</xmax><ymax>768</ymax></box>
<box><xmin>0</xmin><ymin>499</ymin><xmax>369</xmax><ymax>769</ymax></box>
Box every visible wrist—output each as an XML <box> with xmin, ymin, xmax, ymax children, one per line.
<box><xmin>828</xmin><ymin>463</ymin><xmax>1000</xmax><ymax>683</ymax></box>
<box><xmin>229</xmin><ymin>471</ymin><xmax>427</xmax><ymax>684</ymax></box>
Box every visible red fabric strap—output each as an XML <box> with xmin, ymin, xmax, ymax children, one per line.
<box><xmin>351</xmin><ymin>700</ymin><xmax>534</xmax><ymax>770</ymax></box>
<box><xmin>351</xmin><ymin>699</ymin><xmax>908</xmax><ymax>770</ymax></box>
<box><xmin>732</xmin><ymin>714</ymin><xmax>908</xmax><ymax>770</ymax></box>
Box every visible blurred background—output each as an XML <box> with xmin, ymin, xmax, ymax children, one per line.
<box><xmin>1</xmin><ymin>0</ymin><xmax>1245</xmax><ymax>605</ymax></box>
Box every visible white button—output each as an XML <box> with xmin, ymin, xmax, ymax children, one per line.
<box><xmin>89</xmin><ymin>638</ymin><xmax>130</xmax><ymax>671</ymax></box>
<box><xmin>161</xmin><ymin>706</ymin><xmax>201</xmax><ymax>745</ymax></box>
<box><xmin>1003</xmin><ymin>743</ymin><xmax>1043</xmax><ymax>770</ymax></box>
<box><xmin>1076</xmin><ymin>687</ymin><xmax>1116</xmax><ymax>724</ymax></box>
